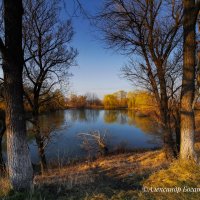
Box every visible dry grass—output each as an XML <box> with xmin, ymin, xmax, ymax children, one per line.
<box><xmin>2</xmin><ymin>148</ymin><xmax>200</xmax><ymax>200</ymax></box>
<box><xmin>140</xmin><ymin>159</ymin><xmax>200</xmax><ymax>200</ymax></box>
<box><xmin>35</xmin><ymin>150</ymin><xmax>167</xmax><ymax>186</ymax></box>
<box><xmin>31</xmin><ymin>150</ymin><xmax>168</xmax><ymax>199</ymax></box>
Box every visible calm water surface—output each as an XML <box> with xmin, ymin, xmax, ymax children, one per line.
<box><xmin>27</xmin><ymin>109</ymin><xmax>162</xmax><ymax>164</ymax></box>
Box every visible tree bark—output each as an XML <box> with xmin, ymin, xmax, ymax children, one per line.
<box><xmin>0</xmin><ymin>111</ymin><xmax>6</xmax><ymax>175</ymax></box>
<box><xmin>0</xmin><ymin>131</ymin><xmax>6</xmax><ymax>175</ymax></box>
<box><xmin>33</xmin><ymin>114</ymin><xmax>47</xmax><ymax>173</ymax></box>
<box><xmin>180</xmin><ymin>0</ymin><xmax>199</xmax><ymax>160</ymax></box>
<box><xmin>2</xmin><ymin>0</ymin><xmax>33</xmax><ymax>190</ymax></box>
<box><xmin>142</xmin><ymin>49</ymin><xmax>175</xmax><ymax>158</ymax></box>
<box><xmin>175</xmin><ymin>110</ymin><xmax>180</xmax><ymax>153</ymax></box>
<box><xmin>158</xmin><ymin>72</ymin><xmax>175</xmax><ymax>159</ymax></box>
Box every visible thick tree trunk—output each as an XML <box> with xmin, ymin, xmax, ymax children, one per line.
<box><xmin>3</xmin><ymin>69</ymin><xmax>33</xmax><ymax>190</ymax></box>
<box><xmin>2</xmin><ymin>0</ymin><xmax>33</xmax><ymax>190</ymax></box>
<box><xmin>180</xmin><ymin>0</ymin><xmax>198</xmax><ymax>160</ymax></box>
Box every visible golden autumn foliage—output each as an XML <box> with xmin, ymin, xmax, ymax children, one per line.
<box><xmin>103</xmin><ymin>90</ymin><xmax>127</xmax><ymax>109</ymax></box>
<box><xmin>127</xmin><ymin>91</ymin><xmax>155</xmax><ymax>111</ymax></box>
<box><xmin>103</xmin><ymin>94</ymin><xmax>119</xmax><ymax>109</ymax></box>
<box><xmin>103</xmin><ymin>90</ymin><xmax>155</xmax><ymax>111</ymax></box>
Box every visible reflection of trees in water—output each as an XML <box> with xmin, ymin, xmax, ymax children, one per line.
<box><xmin>127</xmin><ymin>110</ymin><xmax>159</xmax><ymax>135</ymax></box>
<box><xmin>69</xmin><ymin>109</ymin><xmax>80</xmax><ymax>122</ymax></box>
<box><xmin>69</xmin><ymin>109</ymin><xmax>100</xmax><ymax>123</ymax></box>
<box><xmin>104</xmin><ymin>110</ymin><xmax>118</xmax><ymax>124</ymax></box>
<box><xmin>27</xmin><ymin>109</ymin><xmax>160</xmax><ymax>138</ymax></box>
<box><xmin>118</xmin><ymin>110</ymin><xmax>128</xmax><ymax>124</ymax></box>
<box><xmin>86</xmin><ymin>110</ymin><xmax>100</xmax><ymax>122</ymax></box>
<box><xmin>103</xmin><ymin>110</ymin><xmax>159</xmax><ymax>135</ymax></box>
<box><xmin>27</xmin><ymin>110</ymin><xmax>65</xmax><ymax>139</ymax></box>
<box><xmin>104</xmin><ymin>110</ymin><xmax>128</xmax><ymax>124</ymax></box>
<box><xmin>39</xmin><ymin>111</ymin><xmax>65</xmax><ymax>131</ymax></box>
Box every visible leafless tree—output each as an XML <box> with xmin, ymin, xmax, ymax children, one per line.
<box><xmin>122</xmin><ymin>50</ymin><xmax>183</xmax><ymax>151</ymax></box>
<box><xmin>85</xmin><ymin>92</ymin><xmax>101</xmax><ymax>107</ymax></box>
<box><xmin>97</xmin><ymin>0</ymin><xmax>182</xmax><ymax>158</ymax></box>
<box><xmin>23</xmin><ymin>0</ymin><xmax>77</xmax><ymax>172</ymax></box>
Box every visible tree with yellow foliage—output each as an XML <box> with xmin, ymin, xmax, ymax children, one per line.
<box><xmin>103</xmin><ymin>94</ymin><xmax>119</xmax><ymax>109</ymax></box>
<box><xmin>127</xmin><ymin>91</ymin><xmax>155</xmax><ymax>112</ymax></box>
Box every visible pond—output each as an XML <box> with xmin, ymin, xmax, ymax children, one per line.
<box><xmin>27</xmin><ymin>109</ymin><xmax>163</xmax><ymax>164</ymax></box>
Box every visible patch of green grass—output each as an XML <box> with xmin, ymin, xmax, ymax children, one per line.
<box><xmin>140</xmin><ymin>159</ymin><xmax>200</xmax><ymax>200</ymax></box>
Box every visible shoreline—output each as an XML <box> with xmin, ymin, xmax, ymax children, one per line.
<box><xmin>1</xmin><ymin>145</ymin><xmax>200</xmax><ymax>199</ymax></box>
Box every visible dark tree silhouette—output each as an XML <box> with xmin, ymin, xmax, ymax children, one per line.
<box><xmin>23</xmin><ymin>0</ymin><xmax>77</xmax><ymax>172</ymax></box>
<box><xmin>0</xmin><ymin>0</ymin><xmax>33</xmax><ymax>190</ymax></box>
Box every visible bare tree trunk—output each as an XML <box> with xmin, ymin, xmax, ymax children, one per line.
<box><xmin>160</xmin><ymin>100</ymin><xmax>174</xmax><ymax>159</ymax></box>
<box><xmin>156</xmin><ymin>62</ymin><xmax>175</xmax><ymax>158</ymax></box>
<box><xmin>2</xmin><ymin>0</ymin><xmax>33</xmax><ymax>190</ymax></box>
<box><xmin>180</xmin><ymin>0</ymin><xmax>199</xmax><ymax>160</ymax></box>
<box><xmin>0</xmin><ymin>113</ymin><xmax>6</xmax><ymax>175</ymax></box>
<box><xmin>3</xmin><ymin>69</ymin><xmax>33</xmax><ymax>190</ymax></box>
<box><xmin>33</xmin><ymin>114</ymin><xmax>47</xmax><ymax>173</ymax></box>
<box><xmin>0</xmin><ymin>137</ymin><xmax>5</xmax><ymax>175</ymax></box>
<box><xmin>143</xmin><ymin>50</ymin><xmax>175</xmax><ymax>158</ymax></box>
<box><xmin>35</xmin><ymin>135</ymin><xmax>47</xmax><ymax>173</ymax></box>
<box><xmin>163</xmin><ymin>128</ymin><xmax>174</xmax><ymax>159</ymax></box>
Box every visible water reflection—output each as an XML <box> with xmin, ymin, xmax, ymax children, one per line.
<box><xmin>104</xmin><ymin>110</ymin><xmax>118</xmax><ymax>124</ymax></box>
<box><xmin>67</xmin><ymin>109</ymin><xmax>100</xmax><ymax>123</ymax></box>
<box><xmin>27</xmin><ymin>110</ymin><xmax>66</xmax><ymax>137</ymax></box>
<box><xmin>103</xmin><ymin>110</ymin><xmax>129</xmax><ymax>125</ymax></box>
<box><xmin>27</xmin><ymin>109</ymin><xmax>162</xmax><ymax>163</ymax></box>
<box><xmin>127</xmin><ymin>110</ymin><xmax>159</xmax><ymax>135</ymax></box>
<box><xmin>103</xmin><ymin>110</ymin><xmax>159</xmax><ymax>135</ymax></box>
<box><xmin>39</xmin><ymin>110</ymin><xmax>65</xmax><ymax>130</ymax></box>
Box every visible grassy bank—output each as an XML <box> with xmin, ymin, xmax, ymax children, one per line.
<box><xmin>0</xmin><ymin>150</ymin><xmax>200</xmax><ymax>200</ymax></box>
<box><xmin>1</xmin><ymin>146</ymin><xmax>200</xmax><ymax>200</ymax></box>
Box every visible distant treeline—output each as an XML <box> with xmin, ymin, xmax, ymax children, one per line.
<box><xmin>66</xmin><ymin>90</ymin><xmax>155</xmax><ymax>112</ymax></box>
<box><xmin>0</xmin><ymin>89</ymin><xmax>159</xmax><ymax>113</ymax></box>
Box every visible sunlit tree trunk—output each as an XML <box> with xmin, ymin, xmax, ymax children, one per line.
<box><xmin>2</xmin><ymin>0</ymin><xmax>33</xmax><ymax>190</ymax></box>
<box><xmin>180</xmin><ymin>0</ymin><xmax>199</xmax><ymax>160</ymax></box>
<box><xmin>157</xmin><ymin>67</ymin><xmax>174</xmax><ymax>159</ymax></box>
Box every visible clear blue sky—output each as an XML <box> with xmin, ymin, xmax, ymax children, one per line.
<box><xmin>62</xmin><ymin>0</ymin><xmax>134</xmax><ymax>99</ymax></box>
